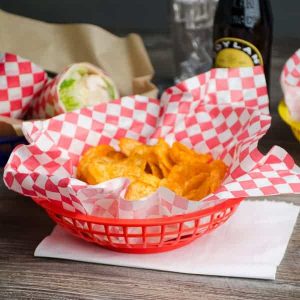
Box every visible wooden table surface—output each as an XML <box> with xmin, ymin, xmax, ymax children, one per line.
<box><xmin>1</xmin><ymin>36</ymin><xmax>300</xmax><ymax>299</ymax></box>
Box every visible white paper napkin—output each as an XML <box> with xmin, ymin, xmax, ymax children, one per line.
<box><xmin>35</xmin><ymin>200</ymin><xmax>299</xmax><ymax>280</ymax></box>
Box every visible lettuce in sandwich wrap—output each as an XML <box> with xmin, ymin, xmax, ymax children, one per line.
<box><xmin>30</xmin><ymin>63</ymin><xmax>119</xmax><ymax>118</ymax></box>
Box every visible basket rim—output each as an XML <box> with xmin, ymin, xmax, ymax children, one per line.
<box><xmin>38</xmin><ymin>197</ymin><xmax>244</xmax><ymax>226</ymax></box>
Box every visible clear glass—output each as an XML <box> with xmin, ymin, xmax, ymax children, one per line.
<box><xmin>171</xmin><ymin>0</ymin><xmax>219</xmax><ymax>82</ymax></box>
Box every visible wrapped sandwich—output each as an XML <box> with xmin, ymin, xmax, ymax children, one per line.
<box><xmin>30</xmin><ymin>63</ymin><xmax>119</xmax><ymax>118</ymax></box>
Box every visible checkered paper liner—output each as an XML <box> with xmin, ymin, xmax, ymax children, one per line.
<box><xmin>280</xmin><ymin>49</ymin><xmax>300</xmax><ymax>121</ymax></box>
<box><xmin>4</xmin><ymin>66</ymin><xmax>300</xmax><ymax>220</ymax></box>
<box><xmin>0</xmin><ymin>53</ymin><xmax>47</xmax><ymax>119</ymax></box>
<box><xmin>281</xmin><ymin>49</ymin><xmax>300</xmax><ymax>87</ymax></box>
<box><xmin>29</xmin><ymin>68</ymin><xmax>68</xmax><ymax>119</ymax></box>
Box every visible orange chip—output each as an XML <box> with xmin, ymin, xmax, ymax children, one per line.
<box><xmin>183</xmin><ymin>178</ymin><xmax>211</xmax><ymax>201</ymax></box>
<box><xmin>209</xmin><ymin>159</ymin><xmax>228</xmax><ymax>178</ymax></box>
<box><xmin>125</xmin><ymin>173</ymin><xmax>160</xmax><ymax>200</ymax></box>
<box><xmin>168</xmin><ymin>162</ymin><xmax>208</xmax><ymax>182</ymax></box>
<box><xmin>170</xmin><ymin>142</ymin><xmax>212</xmax><ymax>164</ymax></box>
<box><xmin>131</xmin><ymin>144</ymin><xmax>151</xmax><ymax>156</ymax></box>
<box><xmin>125</xmin><ymin>181</ymin><xmax>158</xmax><ymax>200</ymax></box>
<box><xmin>166</xmin><ymin>164</ymin><xmax>186</xmax><ymax>183</ymax></box>
<box><xmin>209</xmin><ymin>170</ymin><xmax>223</xmax><ymax>193</ymax></box>
<box><xmin>148</xmin><ymin>162</ymin><xmax>163</xmax><ymax>179</ymax></box>
<box><xmin>126</xmin><ymin>153</ymin><xmax>147</xmax><ymax>171</ymax></box>
<box><xmin>107</xmin><ymin>151</ymin><xmax>126</xmax><ymax>161</ymax></box>
<box><xmin>125</xmin><ymin>174</ymin><xmax>160</xmax><ymax>200</ymax></box>
<box><xmin>152</xmin><ymin>139</ymin><xmax>174</xmax><ymax>177</ymax></box>
<box><xmin>82</xmin><ymin>145</ymin><xmax>115</xmax><ymax>161</ymax></box>
<box><xmin>119</xmin><ymin>138</ymin><xmax>143</xmax><ymax>156</ymax></box>
<box><xmin>139</xmin><ymin>173</ymin><xmax>161</xmax><ymax>187</ymax></box>
<box><xmin>182</xmin><ymin>173</ymin><xmax>209</xmax><ymax>195</ymax></box>
<box><xmin>160</xmin><ymin>164</ymin><xmax>187</xmax><ymax>195</ymax></box>
<box><xmin>160</xmin><ymin>178</ymin><xmax>184</xmax><ymax>196</ymax></box>
<box><xmin>157</xmin><ymin>163</ymin><xmax>168</xmax><ymax>178</ymax></box>
<box><xmin>154</xmin><ymin>139</ymin><xmax>173</xmax><ymax>169</ymax></box>
<box><xmin>77</xmin><ymin>145</ymin><xmax>115</xmax><ymax>179</ymax></box>
<box><xmin>161</xmin><ymin>164</ymin><xmax>210</xmax><ymax>197</ymax></box>
<box><xmin>84</xmin><ymin>162</ymin><xmax>112</xmax><ymax>185</ymax></box>
<box><xmin>77</xmin><ymin>138</ymin><xmax>228</xmax><ymax>202</ymax></box>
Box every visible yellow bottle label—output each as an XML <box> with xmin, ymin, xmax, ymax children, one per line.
<box><xmin>214</xmin><ymin>37</ymin><xmax>263</xmax><ymax>68</ymax></box>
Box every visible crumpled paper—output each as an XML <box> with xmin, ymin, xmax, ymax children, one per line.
<box><xmin>0</xmin><ymin>53</ymin><xmax>47</xmax><ymax>119</ymax></box>
<box><xmin>4</xmin><ymin>66</ymin><xmax>300</xmax><ymax>219</ymax></box>
<box><xmin>281</xmin><ymin>49</ymin><xmax>300</xmax><ymax>121</ymax></box>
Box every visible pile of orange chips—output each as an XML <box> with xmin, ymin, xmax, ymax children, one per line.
<box><xmin>77</xmin><ymin>138</ymin><xmax>228</xmax><ymax>201</ymax></box>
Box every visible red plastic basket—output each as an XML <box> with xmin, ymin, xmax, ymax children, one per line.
<box><xmin>38</xmin><ymin>197</ymin><xmax>243</xmax><ymax>254</ymax></box>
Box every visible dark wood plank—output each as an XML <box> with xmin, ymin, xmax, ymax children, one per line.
<box><xmin>0</xmin><ymin>36</ymin><xmax>300</xmax><ymax>299</ymax></box>
<box><xmin>0</xmin><ymin>189</ymin><xmax>299</xmax><ymax>300</ymax></box>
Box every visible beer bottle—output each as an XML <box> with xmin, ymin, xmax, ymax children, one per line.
<box><xmin>213</xmin><ymin>0</ymin><xmax>273</xmax><ymax>86</ymax></box>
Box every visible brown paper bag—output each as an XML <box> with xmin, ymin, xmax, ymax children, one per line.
<box><xmin>0</xmin><ymin>9</ymin><xmax>157</xmax><ymax>136</ymax></box>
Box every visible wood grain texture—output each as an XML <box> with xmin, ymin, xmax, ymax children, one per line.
<box><xmin>0</xmin><ymin>36</ymin><xmax>300</xmax><ymax>300</ymax></box>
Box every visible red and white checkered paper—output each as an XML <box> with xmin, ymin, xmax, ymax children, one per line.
<box><xmin>29</xmin><ymin>69</ymin><xmax>66</xmax><ymax>118</ymax></box>
<box><xmin>4</xmin><ymin>66</ymin><xmax>300</xmax><ymax>219</ymax></box>
<box><xmin>281</xmin><ymin>49</ymin><xmax>300</xmax><ymax>121</ymax></box>
<box><xmin>0</xmin><ymin>53</ymin><xmax>47</xmax><ymax>119</ymax></box>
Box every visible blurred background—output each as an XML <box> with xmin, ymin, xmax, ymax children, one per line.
<box><xmin>1</xmin><ymin>0</ymin><xmax>299</xmax><ymax>37</ymax></box>
<box><xmin>1</xmin><ymin>0</ymin><xmax>299</xmax><ymax>83</ymax></box>
<box><xmin>0</xmin><ymin>0</ymin><xmax>299</xmax><ymax>157</ymax></box>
